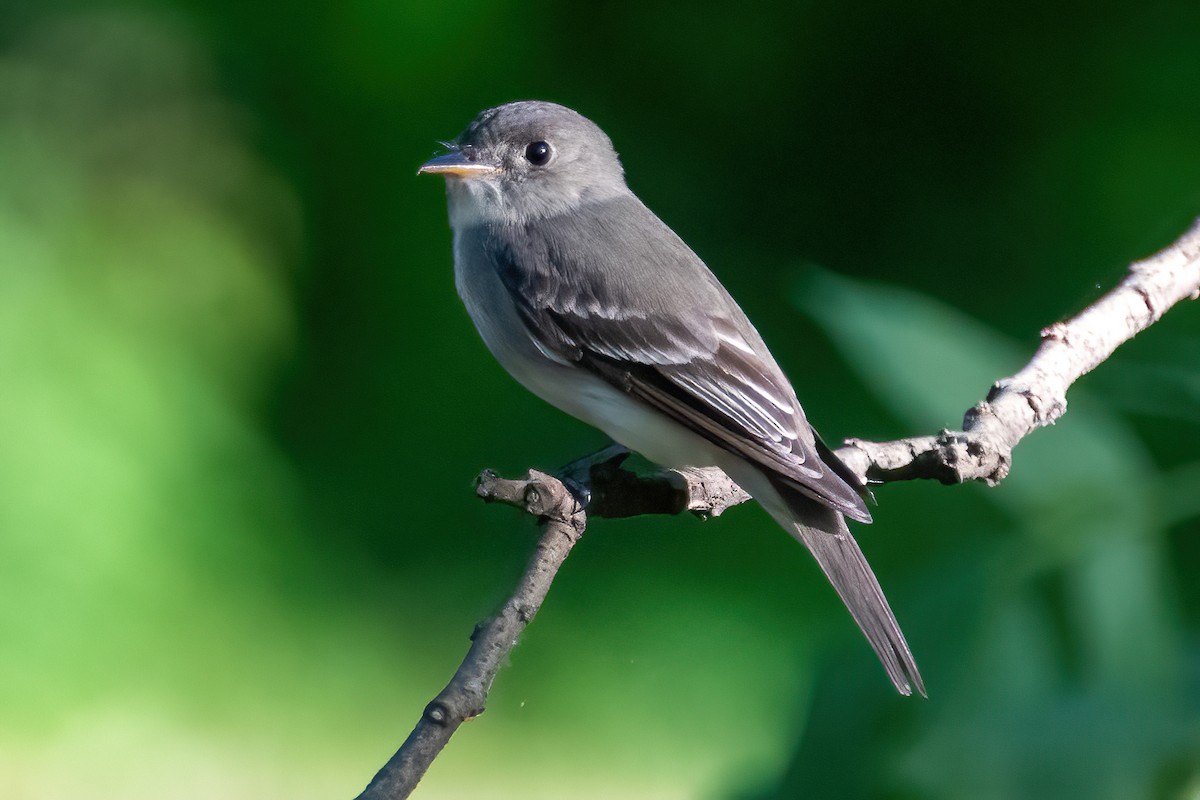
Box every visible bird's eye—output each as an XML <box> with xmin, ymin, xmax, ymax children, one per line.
<box><xmin>525</xmin><ymin>141</ymin><xmax>552</xmax><ymax>166</ymax></box>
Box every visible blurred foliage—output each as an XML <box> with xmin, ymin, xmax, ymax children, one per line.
<box><xmin>0</xmin><ymin>1</ymin><xmax>1198</xmax><ymax>799</ymax></box>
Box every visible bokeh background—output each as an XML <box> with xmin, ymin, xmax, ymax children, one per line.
<box><xmin>2</xmin><ymin>1</ymin><xmax>1199</xmax><ymax>798</ymax></box>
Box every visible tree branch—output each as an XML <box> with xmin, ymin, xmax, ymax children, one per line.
<box><xmin>836</xmin><ymin>216</ymin><xmax>1200</xmax><ymax>486</ymax></box>
<box><xmin>356</xmin><ymin>471</ymin><xmax>586</xmax><ymax>800</ymax></box>
<box><xmin>355</xmin><ymin>218</ymin><xmax>1200</xmax><ymax>799</ymax></box>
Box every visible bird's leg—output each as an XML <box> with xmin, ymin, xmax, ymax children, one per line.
<box><xmin>556</xmin><ymin>443</ymin><xmax>631</xmax><ymax>507</ymax></box>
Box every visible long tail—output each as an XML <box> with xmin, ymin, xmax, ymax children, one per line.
<box><xmin>730</xmin><ymin>465</ymin><xmax>925</xmax><ymax>696</ymax></box>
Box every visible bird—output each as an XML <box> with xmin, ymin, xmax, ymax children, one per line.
<box><xmin>418</xmin><ymin>100</ymin><xmax>924</xmax><ymax>696</ymax></box>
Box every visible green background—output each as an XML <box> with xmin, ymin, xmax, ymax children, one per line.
<box><xmin>2</xmin><ymin>1</ymin><xmax>1199</xmax><ymax>798</ymax></box>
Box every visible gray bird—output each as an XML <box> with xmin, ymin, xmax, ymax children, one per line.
<box><xmin>419</xmin><ymin>101</ymin><xmax>924</xmax><ymax>696</ymax></box>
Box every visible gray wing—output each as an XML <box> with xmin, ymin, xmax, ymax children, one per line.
<box><xmin>478</xmin><ymin>196</ymin><xmax>870</xmax><ymax>522</ymax></box>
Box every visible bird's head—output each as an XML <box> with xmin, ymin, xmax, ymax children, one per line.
<box><xmin>419</xmin><ymin>101</ymin><xmax>628</xmax><ymax>226</ymax></box>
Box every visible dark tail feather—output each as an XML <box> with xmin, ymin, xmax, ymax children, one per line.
<box><xmin>770</xmin><ymin>478</ymin><xmax>925</xmax><ymax>697</ymax></box>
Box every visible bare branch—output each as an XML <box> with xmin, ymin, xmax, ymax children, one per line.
<box><xmin>837</xmin><ymin>217</ymin><xmax>1200</xmax><ymax>486</ymax></box>
<box><xmin>355</xmin><ymin>218</ymin><xmax>1200</xmax><ymax>799</ymax></box>
<box><xmin>356</xmin><ymin>471</ymin><xmax>585</xmax><ymax>800</ymax></box>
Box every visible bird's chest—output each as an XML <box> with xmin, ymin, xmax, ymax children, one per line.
<box><xmin>451</xmin><ymin>229</ymin><xmax>580</xmax><ymax>401</ymax></box>
<box><xmin>450</xmin><ymin>228</ymin><xmax>639</xmax><ymax>433</ymax></box>
<box><xmin>453</xmin><ymin>232</ymin><xmax>532</xmax><ymax>366</ymax></box>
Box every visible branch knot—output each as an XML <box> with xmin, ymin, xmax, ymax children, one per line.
<box><xmin>423</xmin><ymin>701</ymin><xmax>450</xmax><ymax>726</ymax></box>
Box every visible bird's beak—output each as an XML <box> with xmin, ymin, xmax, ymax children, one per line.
<box><xmin>417</xmin><ymin>150</ymin><xmax>500</xmax><ymax>178</ymax></box>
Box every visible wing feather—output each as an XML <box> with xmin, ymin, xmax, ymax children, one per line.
<box><xmin>481</xmin><ymin>198</ymin><xmax>871</xmax><ymax>522</ymax></box>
